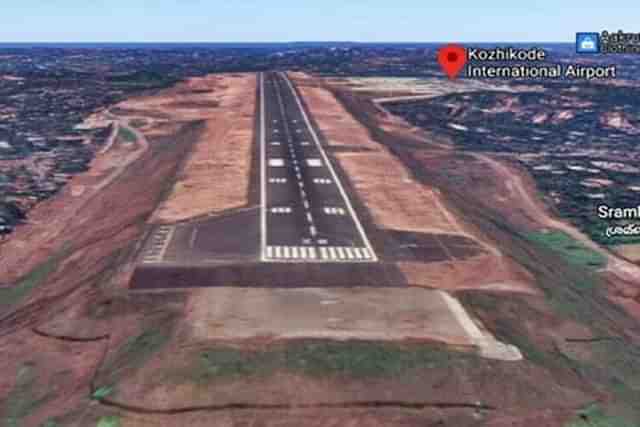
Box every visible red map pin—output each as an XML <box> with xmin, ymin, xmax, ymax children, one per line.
<box><xmin>438</xmin><ymin>44</ymin><xmax>467</xmax><ymax>79</ymax></box>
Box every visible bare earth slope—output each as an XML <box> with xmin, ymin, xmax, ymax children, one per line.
<box><xmin>119</xmin><ymin>73</ymin><xmax>257</xmax><ymax>223</ymax></box>
<box><xmin>2</xmin><ymin>72</ymin><xmax>640</xmax><ymax>427</ymax></box>
<box><xmin>0</xmin><ymin>74</ymin><xmax>256</xmax><ymax>427</ymax></box>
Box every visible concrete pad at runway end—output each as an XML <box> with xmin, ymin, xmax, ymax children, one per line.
<box><xmin>186</xmin><ymin>287</ymin><xmax>472</xmax><ymax>345</ymax></box>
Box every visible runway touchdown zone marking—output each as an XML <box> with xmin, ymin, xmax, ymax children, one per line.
<box><xmin>323</xmin><ymin>207</ymin><xmax>346</xmax><ymax>216</ymax></box>
<box><xmin>270</xmin><ymin>207</ymin><xmax>293</xmax><ymax>214</ymax></box>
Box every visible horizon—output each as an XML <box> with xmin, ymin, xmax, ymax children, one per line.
<box><xmin>1</xmin><ymin>1</ymin><xmax>632</xmax><ymax>43</ymax></box>
<box><xmin>0</xmin><ymin>41</ymin><xmax>576</xmax><ymax>46</ymax></box>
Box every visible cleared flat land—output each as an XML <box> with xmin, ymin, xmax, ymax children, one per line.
<box><xmin>118</xmin><ymin>73</ymin><xmax>257</xmax><ymax>223</ymax></box>
<box><xmin>186</xmin><ymin>287</ymin><xmax>471</xmax><ymax>344</ymax></box>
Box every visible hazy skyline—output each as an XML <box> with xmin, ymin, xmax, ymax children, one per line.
<box><xmin>1</xmin><ymin>1</ymin><xmax>633</xmax><ymax>43</ymax></box>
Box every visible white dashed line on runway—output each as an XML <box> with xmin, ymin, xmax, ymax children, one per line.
<box><xmin>306</xmin><ymin>158</ymin><xmax>323</xmax><ymax>167</ymax></box>
<box><xmin>268</xmin><ymin>177</ymin><xmax>287</xmax><ymax>184</ymax></box>
<box><xmin>268</xmin><ymin>158</ymin><xmax>285</xmax><ymax>167</ymax></box>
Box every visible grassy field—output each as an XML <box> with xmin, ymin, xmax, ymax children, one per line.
<box><xmin>565</xmin><ymin>404</ymin><xmax>637</xmax><ymax>427</ymax></box>
<box><xmin>96</xmin><ymin>415</ymin><xmax>121</xmax><ymax>427</ymax></box>
<box><xmin>95</xmin><ymin>326</ymin><xmax>173</xmax><ymax>395</ymax></box>
<box><xmin>524</xmin><ymin>230</ymin><xmax>607</xmax><ymax>270</ymax></box>
<box><xmin>181</xmin><ymin>341</ymin><xmax>463</xmax><ymax>382</ymax></box>
<box><xmin>0</xmin><ymin>246</ymin><xmax>69</xmax><ymax>315</ymax></box>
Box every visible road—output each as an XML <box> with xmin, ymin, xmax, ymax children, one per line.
<box><xmin>260</xmin><ymin>72</ymin><xmax>377</xmax><ymax>263</ymax></box>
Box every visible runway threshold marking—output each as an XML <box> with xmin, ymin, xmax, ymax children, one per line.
<box><xmin>141</xmin><ymin>225</ymin><xmax>175</xmax><ymax>264</ymax></box>
<box><xmin>265</xmin><ymin>246</ymin><xmax>369</xmax><ymax>262</ymax></box>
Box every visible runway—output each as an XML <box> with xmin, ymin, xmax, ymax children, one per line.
<box><xmin>260</xmin><ymin>72</ymin><xmax>377</xmax><ymax>263</ymax></box>
<box><xmin>130</xmin><ymin>72</ymin><xmax>408</xmax><ymax>289</ymax></box>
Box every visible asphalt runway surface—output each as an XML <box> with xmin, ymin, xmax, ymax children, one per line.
<box><xmin>260</xmin><ymin>72</ymin><xmax>377</xmax><ymax>263</ymax></box>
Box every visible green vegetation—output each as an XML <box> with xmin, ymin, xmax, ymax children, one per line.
<box><xmin>190</xmin><ymin>341</ymin><xmax>460</xmax><ymax>382</ymax></box>
<box><xmin>112</xmin><ymin>329</ymin><xmax>170</xmax><ymax>367</ymax></box>
<box><xmin>96</xmin><ymin>327</ymin><xmax>172</xmax><ymax>391</ymax></box>
<box><xmin>460</xmin><ymin>219</ymin><xmax>640</xmax><ymax>422</ymax></box>
<box><xmin>524</xmin><ymin>230</ymin><xmax>607</xmax><ymax>270</ymax></box>
<box><xmin>0</xmin><ymin>246</ymin><xmax>69</xmax><ymax>314</ymax></box>
<box><xmin>586</xmin><ymin>220</ymin><xmax>640</xmax><ymax>246</ymax></box>
<box><xmin>565</xmin><ymin>404</ymin><xmax>637</xmax><ymax>427</ymax></box>
<box><xmin>91</xmin><ymin>386</ymin><xmax>113</xmax><ymax>400</ymax></box>
<box><xmin>96</xmin><ymin>416</ymin><xmax>121</xmax><ymax>427</ymax></box>
<box><xmin>107</xmin><ymin>70</ymin><xmax>177</xmax><ymax>91</ymax></box>
<box><xmin>338</xmin><ymin>87</ymin><xmax>640</xmax><ymax>422</ymax></box>
<box><xmin>116</xmin><ymin>127</ymin><xmax>137</xmax><ymax>144</ymax></box>
<box><xmin>2</xmin><ymin>363</ymin><xmax>54</xmax><ymax>427</ymax></box>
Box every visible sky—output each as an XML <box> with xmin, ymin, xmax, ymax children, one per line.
<box><xmin>0</xmin><ymin>1</ymin><xmax>634</xmax><ymax>43</ymax></box>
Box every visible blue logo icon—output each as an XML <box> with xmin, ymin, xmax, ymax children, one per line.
<box><xmin>576</xmin><ymin>33</ymin><xmax>600</xmax><ymax>53</ymax></box>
